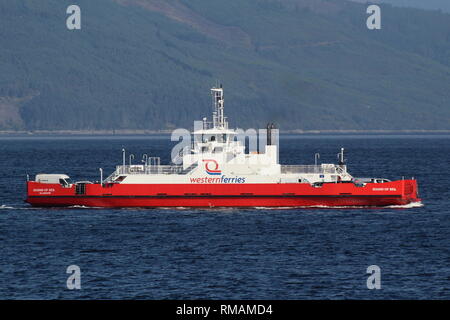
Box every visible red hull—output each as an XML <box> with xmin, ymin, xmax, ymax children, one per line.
<box><xmin>26</xmin><ymin>180</ymin><xmax>420</xmax><ymax>208</ymax></box>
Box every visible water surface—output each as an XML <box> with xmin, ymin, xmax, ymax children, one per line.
<box><xmin>0</xmin><ymin>134</ymin><xmax>448</xmax><ymax>299</ymax></box>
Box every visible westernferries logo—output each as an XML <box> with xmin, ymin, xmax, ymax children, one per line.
<box><xmin>189</xmin><ymin>159</ymin><xmax>246</xmax><ymax>184</ymax></box>
<box><xmin>203</xmin><ymin>159</ymin><xmax>222</xmax><ymax>175</ymax></box>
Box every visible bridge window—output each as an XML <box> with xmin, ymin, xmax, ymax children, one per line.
<box><xmin>219</xmin><ymin>134</ymin><xmax>227</xmax><ymax>142</ymax></box>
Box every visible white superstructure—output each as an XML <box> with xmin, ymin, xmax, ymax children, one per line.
<box><xmin>105</xmin><ymin>85</ymin><xmax>353</xmax><ymax>185</ymax></box>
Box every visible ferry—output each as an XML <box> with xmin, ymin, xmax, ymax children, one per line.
<box><xmin>26</xmin><ymin>86</ymin><xmax>420</xmax><ymax>208</ymax></box>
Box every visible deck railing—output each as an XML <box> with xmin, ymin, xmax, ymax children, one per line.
<box><xmin>120</xmin><ymin>165</ymin><xmax>188</xmax><ymax>175</ymax></box>
<box><xmin>280</xmin><ymin>165</ymin><xmax>337</xmax><ymax>174</ymax></box>
<box><xmin>105</xmin><ymin>163</ymin><xmax>198</xmax><ymax>182</ymax></box>
<box><xmin>104</xmin><ymin>163</ymin><xmax>342</xmax><ymax>182</ymax></box>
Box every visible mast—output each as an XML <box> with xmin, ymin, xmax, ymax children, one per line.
<box><xmin>211</xmin><ymin>84</ymin><xmax>227</xmax><ymax>129</ymax></box>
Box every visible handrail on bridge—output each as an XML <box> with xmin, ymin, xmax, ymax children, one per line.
<box><xmin>280</xmin><ymin>165</ymin><xmax>337</xmax><ymax>174</ymax></box>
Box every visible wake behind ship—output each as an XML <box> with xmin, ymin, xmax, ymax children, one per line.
<box><xmin>26</xmin><ymin>86</ymin><xmax>420</xmax><ymax>208</ymax></box>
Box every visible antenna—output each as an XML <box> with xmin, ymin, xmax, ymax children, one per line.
<box><xmin>122</xmin><ymin>148</ymin><xmax>126</xmax><ymax>170</ymax></box>
<box><xmin>315</xmin><ymin>153</ymin><xmax>320</xmax><ymax>166</ymax></box>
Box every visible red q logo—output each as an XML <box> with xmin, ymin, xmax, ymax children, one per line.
<box><xmin>203</xmin><ymin>159</ymin><xmax>221</xmax><ymax>175</ymax></box>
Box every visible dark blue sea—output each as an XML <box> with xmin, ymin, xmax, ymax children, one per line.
<box><xmin>0</xmin><ymin>134</ymin><xmax>449</xmax><ymax>299</ymax></box>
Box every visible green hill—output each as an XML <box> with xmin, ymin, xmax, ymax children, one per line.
<box><xmin>0</xmin><ymin>0</ymin><xmax>449</xmax><ymax>131</ymax></box>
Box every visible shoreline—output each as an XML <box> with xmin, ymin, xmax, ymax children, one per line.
<box><xmin>0</xmin><ymin>129</ymin><xmax>449</xmax><ymax>136</ymax></box>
